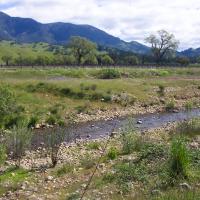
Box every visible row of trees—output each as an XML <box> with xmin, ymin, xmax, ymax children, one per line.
<box><xmin>0</xmin><ymin>31</ymin><xmax>198</xmax><ymax>66</ymax></box>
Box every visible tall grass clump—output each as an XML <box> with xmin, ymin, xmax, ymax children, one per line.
<box><xmin>158</xmin><ymin>85</ymin><xmax>165</xmax><ymax>97</ymax></box>
<box><xmin>96</xmin><ymin>68</ymin><xmax>121</xmax><ymax>79</ymax></box>
<box><xmin>175</xmin><ymin>118</ymin><xmax>200</xmax><ymax>137</ymax></box>
<box><xmin>120</xmin><ymin>120</ymin><xmax>142</xmax><ymax>155</ymax></box>
<box><xmin>170</xmin><ymin>136</ymin><xmax>189</xmax><ymax>178</ymax></box>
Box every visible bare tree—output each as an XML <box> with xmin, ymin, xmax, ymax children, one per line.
<box><xmin>145</xmin><ymin>30</ymin><xmax>179</xmax><ymax>63</ymax></box>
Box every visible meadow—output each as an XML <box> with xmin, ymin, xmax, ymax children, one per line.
<box><xmin>0</xmin><ymin>67</ymin><xmax>200</xmax><ymax>200</ymax></box>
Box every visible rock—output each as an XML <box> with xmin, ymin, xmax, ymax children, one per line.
<box><xmin>179</xmin><ymin>183</ymin><xmax>192</xmax><ymax>190</ymax></box>
<box><xmin>45</xmin><ymin>176</ymin><xmax>54</xmax><ymax>181</ymax></box>
<box><xmin>86</xmin><ymin>134</ymin><xmax>91</xmax><ymax>138</ymax></box>
<box><xmin>151</xmin><ymin>189</ymin><xmax>161</xmax><ymax>195</ymax></box>
<box><xmin>137</xmin><ymin>120</ymin><xmax>143</xmax><ymax>124</ymax></box>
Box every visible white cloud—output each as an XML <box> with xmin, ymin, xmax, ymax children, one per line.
<box><xmin>1</xmin><ymin>0</ymin><xmax>200</xmax><ymax>50</ymax></box>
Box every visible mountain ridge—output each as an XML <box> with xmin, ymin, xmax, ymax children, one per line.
<box><xmin>0</xmin><ymin>11</ymin><xmax>149</xmax><ymax>54</ymax></box>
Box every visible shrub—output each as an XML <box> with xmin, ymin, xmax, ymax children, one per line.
<box><xmin>185</xmin><ymin>101</ymin><xmax>193</xmax><ymax>111</ymax></box>
<box><xmin>158</xmin><ymin>85</ymin><xmax>165</xmax><ymax>97</ymax></box>
<box><xmin>121</xmin><ymin>132</ymin><xmax>142</xmax><ymax>155</ymax></box>
<box><xmin>6</xmin><ymin>123</ymin><xmax>32</xmax><ymax>167</ymax></box>
<box><xmin>87</xmin><ymin>142</ymin><xmax>100</xmax><ymax>150</ymax></box>
<box><xmin>0</xmin><ymin>86</ymin><xmax>19</xmax><ymax>128</ymax></box>
<box><xmin>60</xmin><ymin>88</ymin><xmax>72</xmax><ymax>96</ymax></box>
<box><xmin>46</xmin><ymin>115</ymin><xmax>57</xmax><ymax>125</ymax></box>
<box><xmin>175</xmin><ymin>119</ymin><xmax>200</xmax><ymax>137</ymax></box>
<box><xmin>45</xmin><ymin>128</ymin><xmax>67</xmax><ymax>167</ymax></box>
<box><xmin>165</xmin><ymin>100</ymin><xmax>175</xmax><ymax>112</ymax></box>
<box><xmin>56</xmin><ymin>164</ymin><xmax>73</xmax><ymax>177</ymax></box>
<box><xmin>107</xmin><ymin>147</ymin><xmax>118</xmax><ymax>160</ymax></box>
<box><xmin>90</xmin><ymin>84</ymin><xmax>97</xmax><ymax>91</ymax></box>
<box><xmin>115</xmin><ymin>162</ymin><xmax>147</xmax><ymax>193</ymax></box>
<box><xmin>97</xmin><ymin>69</ymin><xmax>121</xmax><ymax>79</ymax></box>
<box><xmin>80</xmin><ymin>154</ymin><xmax>96</xmax><ymax>169</ymax></box>
<box><xmin>4</xmin><ymin>115</ymin><xmax>27</xmax><ymax>129</ymax></box>
<box><xmin>170</xmin><ymin>137</ymin><xmax>189</xmax><ymax>178</ymax></box>
<box><xmin>28</xmin><ymin>116</ymin><xmax>39</xmax><ymax>128</ymax></box>
<box><xmin>0</xmin><ymin>145</ymin><xmax>7</xmax><ymax>166</ymax></box>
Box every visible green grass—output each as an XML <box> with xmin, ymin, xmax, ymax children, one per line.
<box><xmin>1</xmin><ymin>67</ymin><xmax>200</xmax><ymax>125</ymax></box>
<box><xmin>0</xmin><ymin>166</ymin><xmax>31</xmax><ymax>195</ymax></box>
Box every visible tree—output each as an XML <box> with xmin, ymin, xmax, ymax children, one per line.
<box><xmin>68</xmin><ymin>36</ymin><xmax>97</xmax><ymax>65</ymax></box>
<box><xmin>2</xmin><ymin>55</ymin><xmax>12</xmax><ymax>66</ymax></box>
<box><xmin>124</xmin><ymin>55</ymin><xmax>139</xmax><ymax>65</ymax></box>
<box><xmin>176</xmin><ymin>56</ymin><xmax>190</xmax><ymax>66</ymax></box>
<box><xmin>81</xmin><ymin>53</ymin><xmax>98</xmax><ymax>65</ymax></box>
<box><xmin>145</xmin><ymin>30</ymin><xmax>179</xmax><ymax>63</ymax></box>
<box><xmin>99</xmin><ymin>54</ymin><xmax>114</xmax><ymax>65</ymax></box>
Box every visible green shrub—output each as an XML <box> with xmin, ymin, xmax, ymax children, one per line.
<box><xmin>121</xmin><ymin>132</ymin><xmax>142</xmax><ymax>155</ymax></box>
<box><xmin>170</xmin><ymin>137</ymin><xmax>189</xmax><ymax>178</ymax></box>
<box><xmin>185</xmin><ymin>101</ymin><xmax>193</xmax><ymax>111</ymax></box>
<box><xmin>80</xmin><ymin>154</ymin><xmax>96</xmax><ymax>169</ymax></box>
<box><xmin>107</xmin><ymin>147</ymin><xmax>118</xmax><ymax>160</ymax></box>
<box><xmin>0</xmin><ymin>145</ymin><xmax>7</xmax><ymax>166</ymax></box>
<box><xmin>4</xmin><ymin>115</ymin><xmax>26</xmax><ymax>129</ymax></box>
<box><xmin>165</xmin><ymin>100</ymin><xmax>175</xmax><ymax>111</ymax></box>
<box><xmin>56</xmin><ymin>164</ymin><xmax>73</xmax><ymax>177</ymax></box>
<box><xmin>158</xmin><ymin>85</ymin><xmax>165</xmax><ymax>97</ymax></box>
<box><xmin>46</xmin><ymin>115</ymin><xmax>57</xmax><ymax>125</ymax></box>
<box><xmin>60</xmin><ymin>88</ymin><xmax>72</xmax><ymax>96</ymax></box>
<box><xmin>87</xmin><ymin>142</ymin><xmax>100</xmax><ymax>150</ymax></box>
<box><xmin>6</xmin><ymin>123</ymin><xmax>32</xmax><ymax>167</ymax></box>
<box><xmin>28</xmin><ymin>116</ymin><xmax>39</xmax><ymax>128</ymax></box>
<box><xmin>97</xmin><ymin>69</ymin><xmax>121</xmax><ymax>79</ymax></box>
<box><xmin>175</xmin><ymin>119</ymin><xmax>200</xmax><ymax>137</ymax></box>
<box><xmin>0</xmin><ymin>86</ymin><xmax>19</xmax><ymax>128</ymax></box>
<box><xmin>90</xmin><ymin>84</ymin><xmax>97</xmax><ymax>91</ymax></box>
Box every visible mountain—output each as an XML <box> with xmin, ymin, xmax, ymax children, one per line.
<box><xmin>180</xmin><ymin>48</ymin><xmax>200</xmax><ymax>57</ymax></box>
<box><xmin>0</xmin><ymin>11</ymin><xmax>149</xmax><ymax>54</ymax></box>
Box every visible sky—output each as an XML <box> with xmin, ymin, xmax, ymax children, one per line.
<box><xmin>0</xmin><ymin>0</ymin><xmax>200</xmax><ymax>50</ymax></box>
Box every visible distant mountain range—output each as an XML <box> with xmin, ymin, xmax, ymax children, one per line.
<box><xmin>0</xmin><ymin>11</ymin><xmax>199</xmax><ymax>57</ymax></box>
<box><xmin>0</xmin><ymin>11</ymin><xmax>149</xmax><ymax>54</ymax></box>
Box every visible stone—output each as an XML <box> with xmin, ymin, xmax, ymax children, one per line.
<box><xmin>179</xmin><ymin>183</ymin><xmax>192</xmax><ymax>190</ymax></box>
<box><xmin>137</xmin><ymin>120</ymin><xmax>143</xmax><ymax>124</ymax></box>
<box><xmin>45</xmin><ymin>176</ymin><xmax>54</xmax><ymax>181</ymax></box>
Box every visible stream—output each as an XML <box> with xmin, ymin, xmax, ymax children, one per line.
<box><xmin>32</xmin><ymin>108</ymin><xmax>200</xmax><ymax>147</ymax></box>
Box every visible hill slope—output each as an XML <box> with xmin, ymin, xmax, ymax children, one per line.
<box><xmin>0</xmin><ymin>12</ymin><xmax>149</xmax><ymax>54</ymax></box>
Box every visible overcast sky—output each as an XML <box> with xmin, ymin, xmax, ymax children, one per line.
<box><xmin>0</xmin><ymin>0</ymin><xmax>200</xmax><ymax>50</ymax></box>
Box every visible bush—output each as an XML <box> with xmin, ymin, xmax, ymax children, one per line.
<box><xmin>46</xmin><ymin>115</ymin><xmax>57</xmax><ymax>125</ymax></box>
<box><xmin>80</xmin><ymin>154</ymin><xmax>96</xmax><ymax>169</ymax></box>
<box><xmin>0</xmin><ymin>145</ymin><xmax>7</xmax><ymax>166</ymax></box>
<box><xmin>107</xmin><ymin>147</ymin><xmax>118</xmax><ymax>160</ymax></box>
<box><xmin>185</xmin><ymin>101</ymin><xmax>193</xmax><ymax>111</ymax></box>
<box><xmin>0</xmin><ymin>86</ymin><xmax>19</xmax><ymax>128</ymax></box>
<box><xmin>87</xmin><ymin>142</ymin><xmax>100</xmax><ymax>150</ymax></box>
<box><xmin>158</xmin><ymin>85</ymin><xmax>165</xmax><ymax>97</ymax></box>
<box><xmin>56</xmin><ymin>164</ymin><xmax>73</xmax><ymax>177</ymax></box>
<box><xmin>121</xmin><ymin>132</ymin><xmax>142</xmax><ymax>155</ymax></box>
<box><xmin>170</xmin><ymin>137</ymin><xmax>189</xmax><ymax>178</ymax></box>
<box><xmin>175</xmin><ymin>119</ymin><xmax>200</xmax><ymax>137</ymax></box>
<box><xmin>45</xmin><ymin>128</ymin><xmax>67</xmax><ymax>167</ymax></box>
<box><xmin>97</xmin><ymin>69</ymin><xmax>121</xmax><ymax>79</ymax></box>
<box><xmin>6</xmin><ymin>123</ymin><xmax>32</xmax><ymax>167</ymax></box>
<box><xmin>165</xmin><ymin>100</ymin><xmax>175</xmax><ymax>111</ymax></box>
<box><xmin>28</xmin><ymin>116</ymin><xmax>39</xmax><ymax>128</ymax></box>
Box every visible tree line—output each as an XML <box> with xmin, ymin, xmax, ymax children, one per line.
<box><xmin>0</xmin><ymin>31</ymin><xmax>199</xmax><ymax>67</ymax></box>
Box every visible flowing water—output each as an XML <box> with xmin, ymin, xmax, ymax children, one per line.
<box><xmin>32</xmin><ymin>108</ymin><xmax>200</xmax><ymax>147</ymax></box>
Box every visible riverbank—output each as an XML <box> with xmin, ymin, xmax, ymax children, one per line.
<box><xmin>1</xmin><ymin>119</ymin><xmax>200</xmax><ymax>200</ymax></box>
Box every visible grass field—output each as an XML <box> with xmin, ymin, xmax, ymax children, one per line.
<box><xmin>1</xmin><ymin>67</ymin><xmax>200</xmax><ymax>126</ymax></box>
